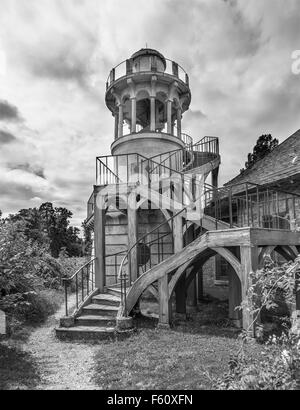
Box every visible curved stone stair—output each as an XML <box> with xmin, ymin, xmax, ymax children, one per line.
<box><xmin>56</xmin><ymin>287</ymin><xmax>122</xmax><ymax>341</ymax></box>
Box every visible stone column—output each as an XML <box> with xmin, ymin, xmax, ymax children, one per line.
<box><xmin>167</xmin><ymin>99</ymin><xmax>172</xmax><ymax>134</ymax></box>
<box><xmin>118</xmin><ymin>104</ymin><xmax>123</xmax><ymax>138</ymax></box>
<box><xmin>177</xmin><ymin>107</ymin><xmax>182</xmax><ymax>139</ymax></box>
<box><xmin>150</xmin><ymin>97</ymin><xmax>156</xmax><ymax>131</ymax></box>
<box><xmin>114</xmin><ymin>112</ymin><xmax>119</xmax><ymax>140</ymax></box>
<box><xmin>94</xmin><ymin>187</ymin><xmax>106</xmax><ymax>292</ymax></box>
<box><xmin>131</xmin><ymin>97</ymin><xmax>137</xmax><ymax>133</ymax></box>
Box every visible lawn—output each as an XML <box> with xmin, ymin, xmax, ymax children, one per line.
<box><xmin>0</xmin><ymin>297</ymin><xmax>265</xmax><ymax>390</ymax></box>
<box><xmin>93</xmin><ymin>301</ymin><xmax>264</xmax><ymax>390</ymax></box>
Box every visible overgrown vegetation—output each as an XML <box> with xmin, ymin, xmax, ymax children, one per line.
<box><xmin>7</xmin><ymin>202</ymin><xmax>92</xmax><ymax>258</ymax></box>
<box><xmin>217</xmin><ymin>257</ymin><xmax>300</xmax><ymax>390</ymax></box>
<box><xmin>0</xmin><ymin>205</ymin><xmax>89</xmax><ymax>333</ymax></box>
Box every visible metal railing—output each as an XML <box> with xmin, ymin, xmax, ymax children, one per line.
<box><xmin>105</xmin><ymin>250</ymin><xmax>127</xmax><ymax>286</ymax></box>
<box><xmin>95</xmin><ymin>152</ymin><xmax>204</xmax><ymax>209</ymax></box>
<box><xmin>118</xmin><ymin>207</ymin><xmax>201</xmax><ymax>316</ymax></box>
<box><xmin>148</xmin><ymin>135</ymin><xmax>219</xmax><ymax>174</ymax></box>
<box><xmin>204</xmin><ymin>182</ymin><xmax>300</xmax><ymax>230</ymax></box>
<box><xmin>62</xmin><ymin>258</ymin><xmax>96</xmax><ymax>317</ymax></box>
<box><xmin>106</xmin><ymin>57</ymin><xmax>189</xmax><ymax>90</ymax></box>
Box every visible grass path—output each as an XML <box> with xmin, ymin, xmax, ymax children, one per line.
<box><xmin>0</xmin><ymin>299</ymin><xmax>264</xmax><ymax>390</ymax></box>
<box><xmin>0</xmin><ymin>296</ymin><xmax>101</xmax><ymax>390</ymax></box>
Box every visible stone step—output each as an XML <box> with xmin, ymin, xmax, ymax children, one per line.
<box><xmin>56</xmin><ymin>326</ymin><xmax>115</xmax><ymax>341</ymax></box>
<box><xmin>106</xmin><ymin>287</ymin><xmax>122</xmax><ymax>298</ymax></box>
<box><xmin>76</xmin><ymin>315</ymin><xmax>116</xmax><ymax>327</ymax></box>
<box><xmin>92</xmin><ymin>294</ymin><xmax>120</xmax><ymax>307</ymax></box>
<box><xmin>82</xmin><ymin>304</ymin><xmax>119</xmax><ymax>317</ymax></box>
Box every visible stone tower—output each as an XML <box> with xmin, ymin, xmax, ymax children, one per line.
<box><xmin>105</xmin><ymin>48</ymin><xmax>193</xmax><ymax>158</ymax></box>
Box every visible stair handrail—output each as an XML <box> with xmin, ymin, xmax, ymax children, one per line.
<box><xmin>118</xmin><ymin>206</ymin><xmax>191</xmax><ymax>316</ymax></box>
<box><xmin>62</xmin><ymin>257</ymin><xmax>96</xmax><ymax>317</ymax></box>
<box><xmin>96</xmin><ymin>152</ymin><xmax>206</xmax><ymax>208</ymax></box>
<box><xmin>147</xmin><ymin>135</ymin><xmax>219</xmax><ymax>175</ymax></box>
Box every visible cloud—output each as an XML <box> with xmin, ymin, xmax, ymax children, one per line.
<box><xmin>0</xmin><ymin>130</ymin><xmax>17</xmax><ymax>144</ymax></box>
<box><xmin>0</xmin><ymin>100</ymin><xmax>22</xmax><ymax>122</ymax></box>
<box><xmin>0</xmin><ymin>0</ymin><xmax>299</xmax><ymax>226</ymax></box>
<box><xmin>7</xmin><ymin>162</ymin><xmax>46</xmax><ymax>179</ymax></box>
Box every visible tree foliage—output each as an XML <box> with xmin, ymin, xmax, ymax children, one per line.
<box><xmin>7</xmin><ymin>202</ymin><xmax>86</xmax><ymax>258</ymax></box>
<box><xmin>217</xmin><ymin>257</ymin><xmax>300</xmax><ymax>390</ymax></box>
<box><xmin>0</xmin><ymin>218</ymin><xmax>62</xmax><ymax>314</ymax></box>
<box><xmin>240</xmin><ymin>134</ymin><xmax>279</xmax><ymax>173</ymax></box>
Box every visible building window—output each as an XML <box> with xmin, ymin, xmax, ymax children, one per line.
<box><xmin>215</xmin><ymin>255</ymin><xmax>230</xmax><ymax>284</ymax></box>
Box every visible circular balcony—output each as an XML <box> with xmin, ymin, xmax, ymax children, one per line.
<box><xmin>106</xmin><ymin>56</ymin><xmax>190</xmax><ymax>92</ymax></box>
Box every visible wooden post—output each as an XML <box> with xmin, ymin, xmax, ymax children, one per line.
<box><xmin>158</xmin><ymin>274</ymin><xmax>171</xmax><ymax>328</ymax></box>
<box><xmin>240</xmin><ymin>245</ymin><xmax>259</xmax><ymax>336</ymax></box>
<box><xmin>228</xmin><ymin>271</ymin><xmax>242</xmax><ymax>328</ymax></box>
<box><xmin>175</xmin><ymin>275</ymin><xmax>186</xmax><ymax>318</ymax></box>
<box><xmin>185</xmin><ymin>229</ymin><xmax>197</xmax><ymax>312</ymax></box>
<box><xmin>197</xmin><ymin>265</ymin><xmax>204</xmax><ymax>302</ymax></box>
<box><xmin>211</xmin><ymin>166</ymin><xmax>219</xmax><ymax>189</ymax></box>
<box><xmin>186</xmin><ymin>271</ymin><xmax>197</xmax><ymax>312</ymax></box>
<box><xmin>128</xmin><ymin>191</ymin><xmax>138</xmax><ymax>283</ymax></box>
<box><xmin>94</xmin><ymin>187</ymin><xmax>106</xmax><ymax>292</ymax></box>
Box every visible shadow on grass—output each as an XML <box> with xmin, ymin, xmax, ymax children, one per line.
<box><xmin>137</xmin><ymin>299</ymin><xmax>240</xmax><ymax>340</ymax></box>
<box><xmin>0</xmin><ymin>343</ymin><xmax>41</xmax><ymax>390</ymax></box>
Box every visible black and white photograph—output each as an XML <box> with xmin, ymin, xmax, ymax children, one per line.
<box><xmin>0</xmin><ymin>0</ymin><xmax>300</xmax><ymax>394</ymax></box>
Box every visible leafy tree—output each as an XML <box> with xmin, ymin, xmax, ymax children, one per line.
<box><xmin>6</xmin><ymin>203</ymin><xmax>86</xmax><ymax>258</ymax></box>
<box><xmin>0</xmin><ymin>219</ymin><xmax>62</xmax><ymax>314</ymax></box>
<box><xmin>240</xmin><ymin>134</ymin><xmax>279</xmax><ymax>173</ymax></box>
<box><xmin>82</xmin><ymin>222</ymin><xmax>93</xmax><ymax>257</ymax></box>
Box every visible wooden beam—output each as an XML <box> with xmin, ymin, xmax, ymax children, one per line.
<box><xmin>240</xmin><ymin>245</ymin><xmax>259</xmax><ymax>336</ymax></box>
<box><xmin>250</xmin><ymin>229</ymin><xmax>300</xmax><ymax>247</ymax></box>
<box><xmin>158</xmin><ymin>274</ymin><xmax>171</xmax><ymax>327</ymax></box>
<box><xmin>94</xmin><ymin>187</ymin><xmax>106</xmax><ymax>292</ymax></box>
<box><xmin>128</xmin><ymin>192</ymin><xmax>138</xmax><ymax>283</ymax></box>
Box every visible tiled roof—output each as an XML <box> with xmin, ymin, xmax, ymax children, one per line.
<box><xmin>225</xmin><ymin>129</ymin><xmax>300</xmax><ymax>188</ymax></box>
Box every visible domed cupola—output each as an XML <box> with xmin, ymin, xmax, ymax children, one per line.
<box><xmin>105</xmin><ymin>48</ymin><xmax>192</xmax><ymax>157</ymax></box>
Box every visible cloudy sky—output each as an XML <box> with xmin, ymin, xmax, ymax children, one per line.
<box><xmin>0</xmin><ymin>0</ymin><xmax>299</xmax><ymax>227</ymax></box>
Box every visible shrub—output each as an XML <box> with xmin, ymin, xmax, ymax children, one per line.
<box><xmin>217</xmin><ymin>256</ymin><xmax>300</xmax><ymax>390</ymax></box>
<box><xmin>18</xmin><ymin>290</ymin><xmax>64</xmax><ymax>325</ymax></box>
<box><xmin>0</xmin><ymin>219</ymin><xmax>63</xmax><ymax>320</ymax></box>
<box><xmin>218</xmin><ymin>334</ymin><xmax>300</xmax><ymax>390</ymax></box>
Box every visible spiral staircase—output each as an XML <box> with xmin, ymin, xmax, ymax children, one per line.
<box><xmin>56</xmin><ymin>134</ymin><xmax>300</xmax><ymax>341</ymax></box>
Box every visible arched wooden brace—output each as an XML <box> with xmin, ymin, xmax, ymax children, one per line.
<box><xmin>120</xmin><ymin>235</ymin><xmax>209</xmax><ymax>318</ymax></box>
<box><xmin>275</xmin><ymin>245</ymin><xmax>296</xmax><ymax>262</ymax></box>
<box><xmin>185</xmin><ymin>247</ymin><xmax>243</xmax><ymax>326</ymax></box>
<box><xmin>258</xmin><ymin>246</ymin><xmax>276</xmax><ymax>267</ymax></box>
<box><xmin>280</xmin><ymin>245</ymin><xmax>298</xmax><ymax>260</ymax></box>
<box><xmin>169</xmin><ymin>246</ymin><xmax>243</xmax><ymax>326</ymax></box>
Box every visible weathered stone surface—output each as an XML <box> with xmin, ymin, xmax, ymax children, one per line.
<box><xmin>60</xmin><ymin>316</ymin><xmax>75</xmax><ymax>328</ymax></box>
<box><xmin>116</xmin><ymin>316</ymin><xmax>133</xmax><ymax>331</ymax></box>
<box><xmin>0</xmin><ymin>310</ymin><xmax>6</xmax><ymax>336</ymax></box>
<box><xmin>290</xmin><ymin>310</ymin><xmax>300</xmax><ymax>336</ymax></box>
